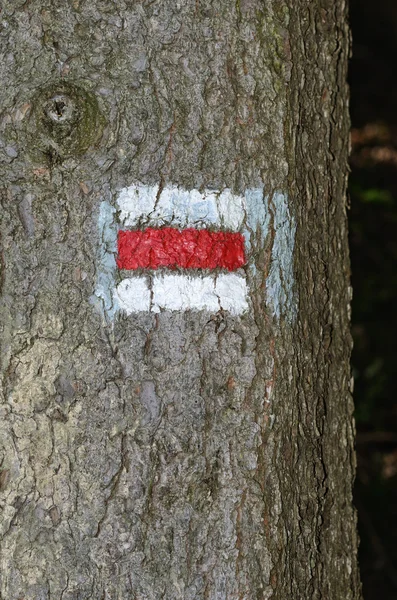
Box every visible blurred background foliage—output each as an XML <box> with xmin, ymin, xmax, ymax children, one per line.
<box><xmin>349</xmin><ymin>0</ymin><xmax>397</xmax><ymax>596</ymax></box>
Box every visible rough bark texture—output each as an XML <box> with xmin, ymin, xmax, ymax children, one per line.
<box><xmin>0</xmin><ymin>1</ymin><xmax>361</xmax><ymax>599</ymax></box>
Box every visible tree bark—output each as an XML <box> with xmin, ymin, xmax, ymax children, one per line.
<box><xmin>0</xmin><ymin>1</ymin><xmax>361</xmax><ymax>599</ymax></box>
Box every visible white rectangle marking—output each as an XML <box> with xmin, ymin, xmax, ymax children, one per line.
<box><xmin>115</xmin><ymin>274</ymin><xmax>248</xmax><ymax>316</ymax></box>
<box><xmin>114</xmin><ymin>277</ymin><xmax>151</xmax><ymax>313</ymax></box>
<box><xmin>117</xmin><ymin>184</ymin><xmax>246</xmax><ymax>230</ymax></box>
<box><xmin>94</xmin><ymin>185</ymin><xmax>297</xmax><ymax>322</ymax></box>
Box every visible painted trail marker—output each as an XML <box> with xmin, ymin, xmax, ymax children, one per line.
<box><xmin>114</xmin><ymin>185</ymin><xmax>249</xmax><ymax>315</ymax></box>
<box><xmin>94</xmin><ymin>184</ymin><xmax>297</xmax><ymax>320</ymax></box>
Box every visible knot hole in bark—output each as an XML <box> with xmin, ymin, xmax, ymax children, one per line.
<box><xmin>45</xmin><ymin>94</ymin><xmax>76</xmax><ymax>124</ymax></box>
<box><xmin>25</xmin><ymin>81</ymin><xmax>106</xmax><ymax>161</ymax></box>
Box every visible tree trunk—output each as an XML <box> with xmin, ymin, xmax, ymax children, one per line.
<box><xmin>0</xmin><ymin>1</ymin><xmax>361</xmax><ymax>598</ymax></box>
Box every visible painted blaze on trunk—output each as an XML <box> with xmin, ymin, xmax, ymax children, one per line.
<box><xmin>94</xmin><ymin>183</ymin><xmax>296</xmax><ymax>318</ymax></box>
<box><xmin>0</xmin><ymin>0</ymin><xmax>361</xmax><ymax>599</ymax></box>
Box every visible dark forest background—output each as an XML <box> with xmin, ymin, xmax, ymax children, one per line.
<box><xmin>349</xmin><ymin>0</ymin><xmax>397</xmax><ymax>597</ymax></box>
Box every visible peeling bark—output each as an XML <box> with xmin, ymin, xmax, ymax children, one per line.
<box><xmin>0</xmin><ymin>1</ymin><xmax>361</xmax><ymax>598</ymax></box>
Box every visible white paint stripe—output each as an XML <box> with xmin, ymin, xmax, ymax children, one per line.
<box><xmin>91</xmin><ymin>200</ymin><xmax>120</xmax><ymax>319</ymax></box>
<box><xmin>266</xmin><ymin>193</ymin><xmax>297</xmax><ymax>322</ymax></box>
<box><xmin>117</xmin><ymin>184</ymin><xmax>245</xmax><ymax>230</ymax></box>
<box><xmin>115</xmin><ymin>274</ymin><xmax>248</xmax><ymax>316</ymax></box>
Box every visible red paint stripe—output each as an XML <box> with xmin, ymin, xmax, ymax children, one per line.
<box><xmin>117</xmin><ymin>228</ymin><xmax>246</xmax><ymax>271</ymax></box>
